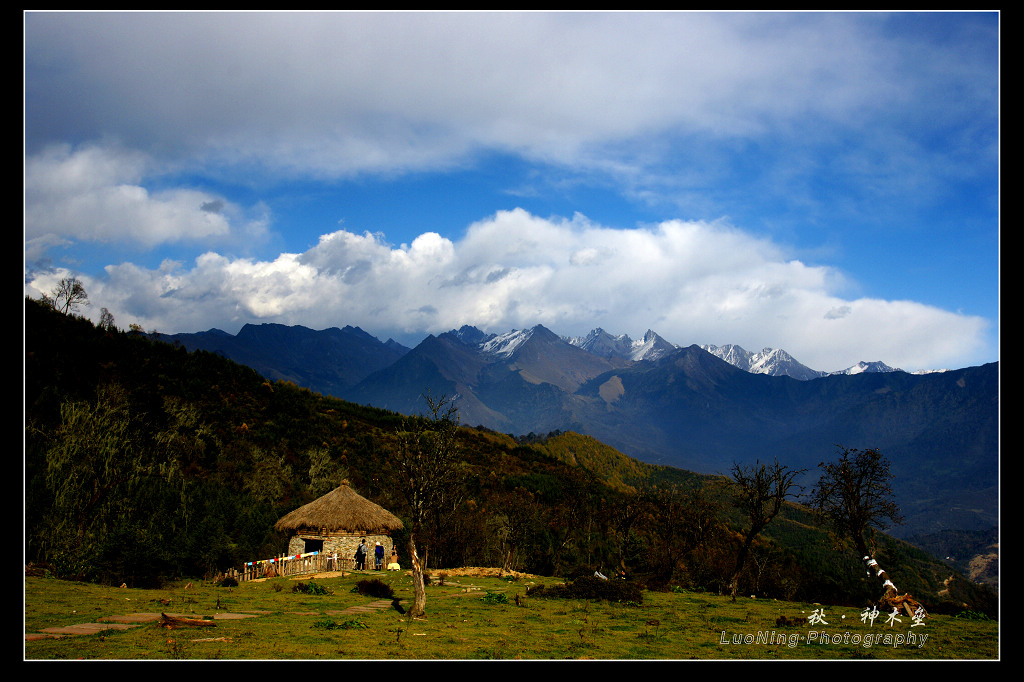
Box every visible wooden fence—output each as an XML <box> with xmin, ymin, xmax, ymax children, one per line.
<box><xmin>219</xmin><ymin>550</ymin><xmax>362</xmax><ymax>583</ymax></box>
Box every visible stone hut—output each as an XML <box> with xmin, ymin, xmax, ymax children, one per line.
<box><xmin>274</xmin><ymin>483</ymin><xmax>404</xmax><ymax>566</ymax></box>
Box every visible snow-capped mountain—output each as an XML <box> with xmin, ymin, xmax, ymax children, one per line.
<box><xmin>701</xmin><ymin>344</ymin><xmax>910</xmax><ymax>379</ymax></box>
<box><xmin>565</xmin><ymin>328</ymin><xmax>635</xmax><ymax>359</ymax></box>
<box><xmin>457</xmin><ymin>325</ymin><xmax>907</xmax><ymax>379</ymax></box>
<box><xmin>479</xmin><ymin>328</ymin><xmax>536</xmax><ymax>358</ymax></box>
<box><xmin>565</xmin><ymin>328</ymin><xmax>676</xmax><ymax>362</ymax></box>
<box><xmin>828</xmin><ymin>360</ymin><xmax>903</xmax><ymax>376</ymax></box>
<box><xmin>628</xmin><ymin>330</ymin><xmax>677</xmax><ymax>362</ymax></box>
<box><xmin>701</xmin><ymin>344</ymin><xmax>827</xmax><ymax>380</ymax></box>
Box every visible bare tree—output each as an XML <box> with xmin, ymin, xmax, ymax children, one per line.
<box><xmin>607</xmin><ymin>491</ymin><xmax>646</xmax><ymax>579</ymax></box>
<box><xmin>45</xmin><ymin>276</ymin><xmax>89</xmax><ymax>315</ymax></box>
<box><xmin>394</xmin><ymin>392</ymin><xmax>463</xmax><ymax>618</ymax></box>
<box><xmin>727</xmin><ymin>459</ymin><xmax>805</xmax><ymax>601</ymax></box>
<box><xmin>488</xmin><ymin>488</ymin><xmax>536</xmax><ymax>574</ymax></box>
<box><xmin>98</xmin><ymin>307</ymin><xmax>116</xmax><ymax>331</ymax></box>
<box><xmin>640</xmin><ymin>483</ymin><xmax>724</xmax><ymax>586</ymax></box>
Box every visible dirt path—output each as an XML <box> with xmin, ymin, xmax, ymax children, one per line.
<box><xmin>25</xmin><ymin>600</ymin><xmax>400</xmax><ymax>641</ymax></box>
<box><xmin>25</xmin><ymin>567</ymin><xmax>534</xmax><ymax>641</ymax></box>
<box><xmin>26</xmin><ymin>610</ymin><xmax>269</xmax><ymax>641</ymax></box>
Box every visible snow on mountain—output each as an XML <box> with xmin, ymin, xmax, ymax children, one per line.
<box><xmin>479</xmin><ymin>327</ymin><xmax>536</xmax><ymax>358</ymax></box>
<box><xmin>829</xmin><ymin>360</ymin><xmax>903</xmax><ymax>376</ymax></box>
<box><xmin>565</xmin><ymin>328</ymin><xmax>677</xmax><ymax>362</ymax></box>
<box><xmin>748</xmin><ymin>348</ymin><xmax>828</xmax><ymax>380</ymax></box>
<box><xmin>701</xmin><ymin>344</ymin><xmax>756</xmax><ymax>370</ymax></box>
<box><xmin>628</xmin><ymin>330</ymin><xmax>676</xmax><ymax>362</ymax></box>
<box><xmin>702</xmin><ymin>344</ymin><xmax>908</xmax><ymax>379</ymax></box>
<box><xmin>453</xmin><ymin>324</ymin><xmax>909</xmax><ymax>379</ymax></box>
<box><xmin>445</xmin><ymin>324</ymin><xmax>536</xmax><ymax>358</ymax></box>
<box><xmin>565</xmin><ymin>328</ymin><xmax>633</xmax><ymax>358</ymax></box>
<box><xmin>702</xmin><ymin>344</ymin><xmax>827</xmax><ymax>380</ymax></box>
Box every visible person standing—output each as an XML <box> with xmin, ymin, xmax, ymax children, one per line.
<box><xmin>355</xmin><ymin>538</ymin><xmax>367</xmax><ymax>570</ymax></box>
<box><xmin>374</xmin><ymin>541</ymin><xmax>385</xmax><ymax>570</ymax></box>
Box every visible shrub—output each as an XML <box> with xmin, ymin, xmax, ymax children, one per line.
<box><xmin>292</xmin><ymin>580</ymin><xmax>331</xmax><ymax>595</ymax></box>
<box><xmin>355</xmin><ymin>578</ymin><xmax>394</xmax><ymax>599</ymax></box>
<box><xmin>527</xmin><ymin>576</ymin><xmax>644</xmax><ymax>604</ymax></box>
<box><xmin>482</xmin><ymin>591</ymin><xmax>509</xmax><ymax>604</ymax></box>
<box><xmin>954</xmin><ymin>609</ymin><xmax>992</xmax><ymax>621</ymax></box>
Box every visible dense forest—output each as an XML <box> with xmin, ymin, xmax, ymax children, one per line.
<box><xmin>23</xmin><ymin>297</ymin><xmax>996</xmax><ymax>616</ymax></box>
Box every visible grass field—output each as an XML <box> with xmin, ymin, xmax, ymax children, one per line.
<box><xmin>24</xmin><ymin>571</ymin><xmax>999</xmax><ymax>661</ymax></box>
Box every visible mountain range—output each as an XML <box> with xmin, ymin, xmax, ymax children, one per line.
<box><xmin>154</xmin><ymin>321</ymin><xmax>998</xmax><ymax>539</ymax></box>
<box><xmin>154</xmin><ymin>322</ymin><xmax>409</xmax><ymax>399</ymax></box>
<box><xmin>701</xmin><ymin>343</ymin><xmax>914</xmax><ymax>379</ymax></box>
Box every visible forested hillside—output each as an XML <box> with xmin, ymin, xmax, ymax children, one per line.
<box><xmin>23</xmin><ymin>298</ymin><xmax>995</xmax><ymax>616</ymax></box>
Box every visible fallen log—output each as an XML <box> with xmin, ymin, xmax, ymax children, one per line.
<box><xmin>880</xmin><ymin>591</ymin><xmax>928</xmax><ymax>619</ymax></box>
<box><xmin>159</xmin><ymin>613</ymin><xmax>216</xmax><ymax>629</ymax></box>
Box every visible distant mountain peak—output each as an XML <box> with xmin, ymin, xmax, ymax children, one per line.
<box><xmin>700</xmin><ymin>344</ymin><xmax>909</xmax><ymax>379</ymax></box>
<box><xmin>830</xmin><ymin>360</ymin><xmax>903</xmax><ymax>376</ymax></box>
<box><xmin>480</xmin><ymin>327</ymin><xmax>536</xmax><ymax>357</ymax></box>
<box><xmin>701</xmin><ymin>344</ymin><xmax>827</xmax><ymax>380</ymax></box>
<box><xmin>564</xmin><ymin>327</ymin><xmax>677</xmax><ymax>362</ymax></box>
<box><xmin>628</xmin><ymin>330</ymin><xmax>676</xmax><ymax>362</ymax></box>
<box><xmin>566</xmin><ymin>328</ymin><xmax>633</xmax><ymax>358</ymax></box>
<box><xmin>446</xmin><ymin>325</ymin><xmax>496</xmax><ymax>347</ymax></box>
<box><xmin>147</xmin><ymin>321</ymin><xmax>410</xmax><ymax>399</ymax></box>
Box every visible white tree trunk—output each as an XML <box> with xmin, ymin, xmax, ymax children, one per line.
<box><xmin>864</xmin><ymin>555</ymin><xmax>897</xmax><ymax>595</ymax></box>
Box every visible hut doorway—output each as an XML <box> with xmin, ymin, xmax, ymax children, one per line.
<box><xmin>303</xmin><ymin>538</ymin><xmax>324</xmax><ymax>553</ymax></box>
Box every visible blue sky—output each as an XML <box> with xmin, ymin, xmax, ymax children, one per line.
<box><xmin>24</xmin><ymin>11</ymin><xmax>999</xmax><ymax>373</ymax></box>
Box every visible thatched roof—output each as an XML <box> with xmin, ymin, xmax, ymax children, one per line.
<box><xmin>274</xmin><ymin>483</ymin><xmax>404</xmax><ymax>534</ymax></box>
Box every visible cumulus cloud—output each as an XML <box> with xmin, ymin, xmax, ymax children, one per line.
<box><xmin>24</xmin><ymin>144</ymin><xmax>269</xmax><ymax>253</ymax></box>
<box><xmin>30</xmin><ymin>209</ymin><xmax>990</xmax><ymax>373</ymax></box>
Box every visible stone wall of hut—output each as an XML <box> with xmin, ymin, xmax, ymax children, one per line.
<box><xmin>287</xmin><ymin>531</ymin><xmax>398</xmax><ymax>568</ymax></box>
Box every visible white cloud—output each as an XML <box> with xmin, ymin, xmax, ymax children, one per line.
<box><xmin>22</xmin><ymin>13</ymin><xmax>997</xmax><ymax>374</ymax></box>
<box><xmin>31</xmin><ymin>209</ymin><xmax>990</xmax><ymax>373</ymax></box>
<box><xmin>24</xmin><ymin>144</ymin><xmax>269</xmax><ymax>252</ymax></box>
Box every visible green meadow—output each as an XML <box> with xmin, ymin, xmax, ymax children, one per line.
<box><xmin>24</xmin><ymin>571</ymin><xmax>998</xmax><ymax>661</ymax></box>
